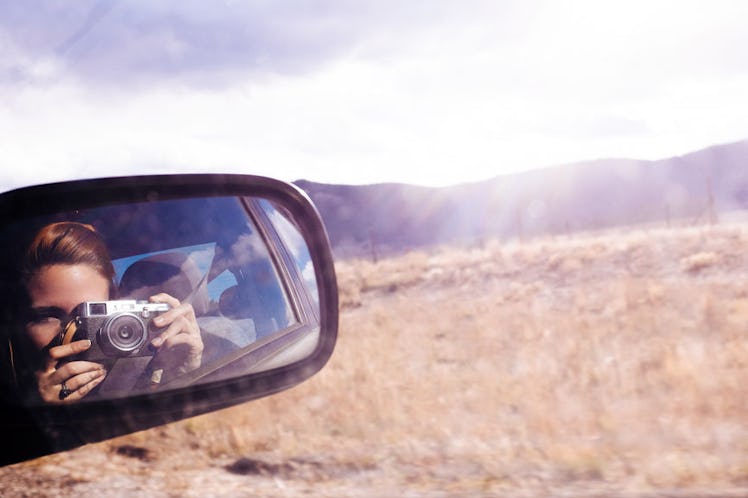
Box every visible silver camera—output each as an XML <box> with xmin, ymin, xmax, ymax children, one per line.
<box><xmin>71</xmin><ymin>300</ymin><xmax>170</xmax><ymax>359</ymax></box>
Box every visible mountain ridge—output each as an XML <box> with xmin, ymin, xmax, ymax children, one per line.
<box><xmin>295</xmin><ymin>139</ymin><xmax>748</xmax><ymax>258</ymax></box>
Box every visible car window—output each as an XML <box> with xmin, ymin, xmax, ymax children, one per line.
<box><xmin>112</xmin><ymin>196</ymin><xmax>297</xmax><ymax>345</ymax></box>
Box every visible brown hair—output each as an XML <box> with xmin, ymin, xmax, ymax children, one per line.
<box><xmin>3</xmin><ymin>223</ymin><xmax>116</xmax><ymax>392</ymax></box>
<box><xmin>21</xmin><ymin>222</ymin><xmax>116</xmax><ymax>294</ymax></box>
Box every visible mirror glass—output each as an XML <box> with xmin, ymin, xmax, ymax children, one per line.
<box><xmin>0</xmin><ymin>195</ymin><xmax>321</xmax><ymax>404</ymax></box>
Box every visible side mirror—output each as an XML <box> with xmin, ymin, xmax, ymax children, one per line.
<box><xmin>0</xmin><ymin>174</ymin><xmax>338</xmax><ymax>465</ymax></box>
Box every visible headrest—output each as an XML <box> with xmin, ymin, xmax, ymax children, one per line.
<box><xmin>118</xmin><ymin>252</ymin><xmax>209</xmax><ymax>316</ymax></box>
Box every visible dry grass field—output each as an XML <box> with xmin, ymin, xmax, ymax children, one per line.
<box><xmin>3</xmin><ymin>222</ymin><xmax>748</xmax><ymax>497</ymax></box>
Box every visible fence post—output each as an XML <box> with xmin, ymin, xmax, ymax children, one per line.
<box><xmin>368</xmin><ymin>228</ymin><xmax>379</xmax><ymax>263</ymax></box>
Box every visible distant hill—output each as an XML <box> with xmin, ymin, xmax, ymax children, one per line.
<box><xmin>295</xmin><ymin>139</ymin><xmax>748</xmax><ymax>259</ymax></box>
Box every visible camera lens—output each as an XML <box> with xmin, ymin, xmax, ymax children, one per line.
<box><xmin>99</xmin><ymin>313</ymin><xmax>147</xmax><ymax>357</ymax></box>
<box><xmin>118</xmin><ymin>324</ymin><xmax>135</xmax><ymax>340</ymax></box>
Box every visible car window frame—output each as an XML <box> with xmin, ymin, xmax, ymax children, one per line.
<box><xmin>250</xmin><ymin>197</ymin><xmax>320</xmax><ymax>323</ymax></box>
<box><xmin>160</xmin><ymin>195</ymin><xmax>323</xmax><ymax>388</ymax></box>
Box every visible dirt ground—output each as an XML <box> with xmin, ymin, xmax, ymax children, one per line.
<box><xmin>2</xmin><ymin>224</ymin><xmax>748</xmax><ymax>497</ymax></box>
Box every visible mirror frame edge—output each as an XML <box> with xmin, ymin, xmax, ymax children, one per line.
<box><xmin>0</xmin><ymin>174</ymin><xmax>339</xmax><ymax>465</ymax></box>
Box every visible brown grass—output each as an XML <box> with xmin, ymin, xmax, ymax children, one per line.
<box><xmin>5</xmin><ymin>223</ymin><xmax>748</xmax><ymax>496</ymax></box>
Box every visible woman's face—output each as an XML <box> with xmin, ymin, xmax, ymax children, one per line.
<box><xmin>25</xmin><ymin>264</ymin><xmax>110</xmax><ymax>350</ymax></box>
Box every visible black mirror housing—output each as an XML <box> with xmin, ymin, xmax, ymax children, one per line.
<box><xmin>0</xmin><ymin>174</ymin><xmax>338</xmax><ymax>465</ymax></box>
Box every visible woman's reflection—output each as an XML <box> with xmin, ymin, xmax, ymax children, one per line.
<box><xmin>18</xmin><ymin>222</ymin><xmax>203</xmax><ymax>404</ymax></box>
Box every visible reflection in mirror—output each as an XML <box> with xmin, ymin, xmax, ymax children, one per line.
<box><xmin>0</xmin><ymin>195</ymin><xmax>321</xmax><ymax>404</ymax></box>
<box><xmin>259</xmin><ymin>199</ymin><xmax>319</xmax><ymax>310</ymax></box>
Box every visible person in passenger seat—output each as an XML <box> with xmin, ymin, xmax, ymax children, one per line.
<box><xmin>15</xmin><ymin>222</ymin><xmax>203</xmax><ymax>404</ymax></box>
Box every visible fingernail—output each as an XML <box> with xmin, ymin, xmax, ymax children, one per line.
<box><xmin>151</xmin><ymin>337</ymin><xmax>162</xmax><ymax>347</ymax></box>
<box><xmin>83</xmin><ymin>340</ymin><xmax>92</xmax><ymax>348</ymax></box>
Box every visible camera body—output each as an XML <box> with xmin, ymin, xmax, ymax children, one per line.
<box><xmin>70</xmin><ymin>300</ymin><xmax>169</xmax><ymax>361</ymax></box>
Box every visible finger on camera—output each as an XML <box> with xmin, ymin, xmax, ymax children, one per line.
<box><xmin>151</xmin><ymin>315</ymin><xmax>193</xmax><ymax>347</ymax></box>
<box><xmin>159</xmin><ymin>332</ymin><xmax>203</xmax><ymax>352</ymax></box>
<box><xmin>149</xmin><ymin>292</ymin><xmax>180</xmax><ymax>308</ymax></box>
<box><xmin>66</xmin><ymin>368</ymin><xmax>106</xmax><ymax>392</ymax></box>
<box><xmin>153</xmin><ymin>303</ymin><xmax>195</xmax><ymax>331</ymax></box>
<box><xmin>67</xmin><ymin>373</ymin><xmax>106</xmax><ymax>401</ymax></box>
<box><xmin>51</xmin><ymin>361</ymin><xmax>105</xmax><ymax>384</ymax></box>
<box><xmin>148</xmin><ymin>293</ymin><xmax>183</xmax><ymax>324</ymax></box>
<box><xmin>48</xmin><ymin>339</ymin><xmax>92</xmax><ymax>360</ymax></box>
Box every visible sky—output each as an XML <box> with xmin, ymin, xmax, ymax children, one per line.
<box><xmin>1</xmin><ymin>0</ymin><xmax>748</xmax><ymax>192</ymax></box>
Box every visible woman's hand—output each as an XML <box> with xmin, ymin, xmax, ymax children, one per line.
<box><xmin>147</xmin><ymin>293</ymin><xmax>204</xmax><ymax>383</ymax></box>
<box><xmin>35</xmin><ymin>340</ymin><xmax>106</xmax><ymax>404</ymax></box>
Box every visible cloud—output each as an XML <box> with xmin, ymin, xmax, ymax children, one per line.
<box><xmin>2</xmin><ymin>1</ymin><xmax>347</xmax><ymax>86</ymax></box>
<box><xmin>4</xmin><ymin>1</ymin><xmax>748</xmax><ymax>91</ymax></box>
<box><xmin>0</xmin><ymin>0</ymin><xmax>505</xmax><ymax>88</ymax></box>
